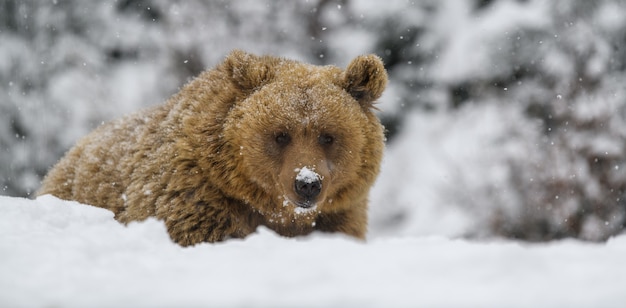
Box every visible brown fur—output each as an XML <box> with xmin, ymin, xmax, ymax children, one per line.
<box><xmin>38</xmin><ymin>50</ymin><xmax>387</xmax><ymax>246</ymax></box>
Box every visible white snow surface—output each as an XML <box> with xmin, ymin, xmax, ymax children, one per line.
<box><xmin>1</xmin><ymin>195</ymin><xmax>625</xmax><ymax>307</ymax></box>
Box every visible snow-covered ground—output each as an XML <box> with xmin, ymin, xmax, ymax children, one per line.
<box><xmin>1</xmin><ymin>194</ymin><xmax>625</xmax><ymax>307</ymax></box>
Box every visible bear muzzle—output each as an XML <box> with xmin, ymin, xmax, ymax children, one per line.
<box><xmin>289</xmin><ymin>166</ymin><xmax>326</xmax><ymax>209</ymax></box>
<box><xmin>294</xmin><ymin>177</ymin><xmax>321</xmax><ymax>208</ymax></box>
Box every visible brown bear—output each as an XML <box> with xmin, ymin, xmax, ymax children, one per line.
<box><xmin>38</xmin><ymin>50</ymin><xmax>387</xmax><ymax>246</ymax></box>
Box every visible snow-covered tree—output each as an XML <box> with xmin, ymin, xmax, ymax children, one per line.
<box><xmin>367</xmin><ymin>0</ymin><xmax>626</xmax><ymax>241</ymax></box>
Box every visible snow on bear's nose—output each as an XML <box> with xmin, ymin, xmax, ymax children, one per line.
<box><xmin>294</xmin><ymin>167</ymin><xmax>322</xmax><ymax>206</ymax></box>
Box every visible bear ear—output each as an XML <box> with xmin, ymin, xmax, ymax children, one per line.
<box><xmin>223</xmin><ymin>50</ymin><xmax>275</xmax><ymax>92</ymax></box>
<box><xmin>342</xmin><ymin>54</ymin><xmax>388</xmax><ymax>107</ymax></box>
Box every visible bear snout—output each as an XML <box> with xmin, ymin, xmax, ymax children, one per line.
<box><xmin>294</xmin><ymin>178</ymin><xmax>321</xmax><ymax>207</ymax></box>
<box><xmin>290</xmin><ymin>166</ymin><xmax>325</xmax><ymax>208</ymax></box>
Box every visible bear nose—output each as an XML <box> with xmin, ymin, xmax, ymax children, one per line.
<box><xmin>294</xmin><ymin>178</ymin><xmax>321</xmax><ymax>202</ymax></box>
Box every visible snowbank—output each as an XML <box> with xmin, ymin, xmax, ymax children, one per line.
<box><xmin>1</xmin><ymin>195</ymin><xmax>625</xmax><ymax>307</ymax></box>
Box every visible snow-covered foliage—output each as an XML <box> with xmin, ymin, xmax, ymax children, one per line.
<box><xmin>2</xmin><ymin>195</ymin><xmax>626</xmax><ymax>307</ymax></box>
<box><xmin>1</xmin><ymin>0</ymin><xmax>626</xmax><ymax>241</ymax></box>
<box><xmin>368</xmin><ymin>0</ymin><xmax>626</xmax><ymax>241</ymax></box>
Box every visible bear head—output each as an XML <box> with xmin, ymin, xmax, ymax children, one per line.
<box><xmin>193</xmin><ymin>50</ymin><xmax>387</xmax><ymax>232</ymax></box>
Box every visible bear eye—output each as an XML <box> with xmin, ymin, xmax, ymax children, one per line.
<box><xmin>275</xmin><ymin>132</ymin><xmax>291</xmax><ymax>146</ymax></box>
<box><xmin>318</xmin><ymin>134</ymin><xmax>334</xmax><ymax>146</ymax></box>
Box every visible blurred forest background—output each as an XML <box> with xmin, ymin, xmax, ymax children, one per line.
<box><xmin>1</xmin><ymin>0</ymin><xmax>625</xmax><ymax>241</ymax></box>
